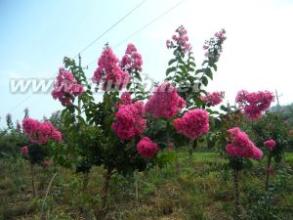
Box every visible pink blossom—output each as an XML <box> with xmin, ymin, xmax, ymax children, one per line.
<box><xmin>203</xmin><ymin>28</ymin><xmax>226</xmax><ymax>61</ymax></box>
<box><xmin>51</xmin><ymin>129</ymin><xmax>63</xmax><ymax>142</ymax></box>
<box><xmin>264</xmin><ymin>139</ymin><xmax>277</xmax><ymax>151</ymax></box>
<box><xmin>214</xmin><ymin>29</ymin><xmax>227</xmax><ymax>41</ymax></box>
<box><xmin>145</xmin><ymin>82</ymin><xmax>186</xmax><ymax>119</ymax></box>
<box><xmin>225</xmin><ymin>127</ymin><xmax>263</xmax><ymax>160</ymax></box>
<box><xmin>252</xmin><ymin>146</ymin><xmax>264</xmax><ymax>160</ymax></box>
<box><xmin>92</xmin><ymin>46</ymin><xmax>129</xmax><ymax>90</ymax></box>
<box><xmin>22</xmin><ymin>118</ymin><xmax>62</xmax><ymax>144</ymax></box>
<box><xmin>112</xmin><ymin>98</ymin><xmax>146</xmax><ymax>140</ymax></box>
<box><xmin>236</xmin><ymin>90</ymin><xmax>274</xmax><ymax>120</ymax></box>
<box><xmin>52</xmin><ymin>68</ymin><xmax>84</xmax><ymax>106</ymax></box>
<box><xmin>22</xmin><ymin>118</ymin><xmax>39</xmax><ymax>135</ymax></box>
<box><xmin>20</xmin><ymin>146</ymin><xmax>29</xmax><ymax>157</ymax></box>
<box><xmin>167</xmin><ymin>25</ymin><xmax>191</xmax><ymax>53</ymax></box>
<box><xmin>120</xmin><ymin>92</ymin><xmax>132</xmax><ymax>105</ymax></box>
<box><xmin>201</xmin><ymin>91</ymin><xmax>225</xmax><ymax>106</ymax></box>
<box><xmin>173</xmin><ymin>109</ymin><xmax>209</xmax><ymax>140</ymax></box>
<box><xmin>121</xmin><ymin>43</ymin><xmax>143</xmax><ymax>71</ymax></box>
<box><xmin>136</xmin><ymin>137</ymin><xmax>159</xmax><ymax>158</ymax></box>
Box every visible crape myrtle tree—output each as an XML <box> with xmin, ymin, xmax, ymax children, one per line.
<box><xmin>50</xmin><ymin>26</ymin><xmax>227</xmax><ymax>213</ymax></box>
<box><xmin>21</xmin><ymin>117</ymin><xmax>62</xmax><ymax>197</ymax></box>
<box><xmin>164</xmin><ymin>25</ymin><xmax>226</xmax><ymax>153</ymax></box>
<box><xmin>213</xmin><ymin>90</ymin><xmax>276</xmax><ymax>219</ymax></box>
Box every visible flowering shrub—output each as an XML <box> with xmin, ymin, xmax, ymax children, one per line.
<box><xmin>225</xmin><ymin>127</ymin><xmax>263</xmax><ymax>219</ymax></box>
<box><xmin>20</xmin><ymin>117</ymin><xmax>62</xmax><ymax>197</ymax></box>
<box><xmin>249</xmin><ymin>112</ymin><xmax>289</xmax><ymax>163</ymax></box>
<box><xmin>165</xmin><ymin>26</ymin><xmax>226</xmax><ymax>107</ymax></box>
<box><xmin>164</xmin><ymin>26</ymin><xmax>226</xmax><ymax>154</ymax></box>
<box><xmin>48</xmin><ymin>26</ymin><xmax>229</xmax><ymax>212</ymax></box>
<box><xmin>52</xmin><ymin>68</ymin><xmax>84</xmax><ymax>106</ymax></box>
<box><xmin>236</xmin><ymin>90</ymin><xmax>274</xmax><ymax>120</ymax></box>
<box><xmin>264</xmin><ymin>138</ymin><xmax>277</xmax><ymax>190</ymax></box>
<box><xmin>50</xmin><ymin>45</ymin><xmax>150</xmax><ymax>211</ymax></box>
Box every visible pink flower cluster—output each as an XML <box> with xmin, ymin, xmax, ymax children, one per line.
<box><xmin>203</xmin><ymin>29</ymin><xmax>226</xmax><ymax>61</ymax></box>
<box><xmin>121</xmin><ymin>43</ymin><xmax>143</xmax><ymax>71</ymax></box>
<box><xmin>120</xmin><ymin>91</ymin><xmax>132</xmax><ymax>105</ymax></box>
<box><xmin>173</xmin><ymin>109</ymin><xmax>209</xmax><ymax>140</ymax></box>
<box><xmin>201</xmin><ymin>91</ymin><xmax>225</xmax><ymax>106</ymax></box>
<box><xmin>52</xmin><ymin>68</ymin><xmax>84</xmax><ymax>106</ymax></box>
<box><xmin>92</xmin><ymin>46</ymin><xmax>129</xmax><ymax>90</ymax></box>
<box><xmin>22</xmin><ymin>118</ymin><xmax>62</xmax><ymax>144</ymax></box>
<box><xmin>264</xmin><ymin>139</ymin><xmax>277</xmax><ymax>151</ymax></box>
<box><xmin>214</xmin><ymin>29</ymin><xmax>227</xmax><ymax>42</ymax></box>
<box><xmin>166</xmin><ymin>25</ymin><xmax>191</xmax><ymax>53</ymax></box>
<box><xmin>236</xmin><ymin>90</ymin><xmax>274</xmax><ymax>120</ymax></box>
<box><xmin>20</xmin><ymin>145</ymin><xmax>29</xmax><ymax>157</ymax></box>
<box><xmin>145</xmin><ymin>82</ymin><xmax>186</xmax><ymax>119</ymax></box>
<box><xmin>136</xmin><ymin>137</ymin><xmax>159</xmax><ymax>158</ymax></box>
<box><xmin>225</xmin><ymin>127</ymin><xmax>263</xmax><ymax>160</ymax></box>
<box><xmin>112</xmin><ymin>93</ymin><xmax>146</xmax><ymax>140</ymax></box>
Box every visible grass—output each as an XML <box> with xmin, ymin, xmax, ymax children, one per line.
<box><xmin>0</xmin><ymin>151</ymin><xmax>292</xmax><ymax>219</ymax></box>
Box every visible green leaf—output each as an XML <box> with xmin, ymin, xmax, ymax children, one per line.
<box><xmin>212</xmin><ymin>64</ymin><xmax>217</xmax><ymax>71</ymax></box>
<box><xmin>179</xmin><ymin>65</ymin><xmax>188</xmax><ymax>75</ymax></box>
<box><xmin>201</xmin><ymin>76</ymin><xmax>208</xmax><ymax>86</ymax></box>
<box><xmin>205</xmin><ymin>68</ymin><xmax>213</xmax><ymax>80</ymax></box>
<box><xmin>196</xmin><ymin>69</ymin><xmax>204</xmax><ymax>75</ymax></box>
<box><xmin>168</xmin><ymin>58</ymin><xmax>177</xmax><ymax>66</ymax></box>
<box><xmin>166</xmin><ymin>67</ymin><xmax>177</xmax><ymax>76</ymax></box>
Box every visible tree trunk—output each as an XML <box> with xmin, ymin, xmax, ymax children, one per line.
<box><xmin>233</xmin><ymin>169</ymin><xmax>241</xmax><ymax>220</ymax></box>
<box><xmin>30</xmin><ymin>163</ymin><xmax>36</xmax><ymax>197</ymax></box>
<box><xmin>82</xmin><ymin>172</ymin><xmax>89</xmax><ymax>193</ymax></box>
<box><xmin>265</xmin><ymin>155</ymin><xmax>272</xmax><ymax>191</ymax></box>
<box><xmin>101</xmin><ymin>168</ymin><xmax>112</xmax><ymax>210</ymax></box>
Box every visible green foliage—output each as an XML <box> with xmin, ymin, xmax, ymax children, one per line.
<box><xmin>0</xmin><ymin>124</ymin><xmax>28</xmax><ymax>158</ymax></box>
<box><xmin>250</xmin><ymin>112</ymin><xmax>291</xmax><ymax>162</ymax></box>
<box><xmin>1</xmin><ymin>152</ymin><xmax>292</xmax><ymax>219</ymax></box>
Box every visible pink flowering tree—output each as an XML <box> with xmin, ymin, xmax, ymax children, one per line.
<box><xmin>21</xmin><ymin>117</ymin><xmax>62</xmax><ymax>197</ymax></box>
<box><xmin>248</xmin><ymin>112</ymin><xmax>290</xmax><ymax>190</ymax></box>
<box><xmin>225</xmin><ymin>127</ymin><xmax>263</xmax><ymax>219</ymax></box>
<box><xmin>51</xmin><ymin>44</ymin><xmax>153</xmax><ymax>212</ymax></box>
<box><xmin>264</xmin><ymin>139</ymin><xmax>277</xmax><ymax>190</ymax></box>
<box><xmin>165</xmin><ymin>25</ymin><xmax>226</xmax><ymax>153</ymax></box>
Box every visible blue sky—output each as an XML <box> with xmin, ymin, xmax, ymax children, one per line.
<box><xmin>1</xmin><ymin>0</ymin><xmax>293</xmax><ymax>126</ymax></box>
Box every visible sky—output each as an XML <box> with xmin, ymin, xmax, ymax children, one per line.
<box><xmin>0</xmin><ymin>0</ymin><xmax>293</xmax><ymax>126</ymax></box>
